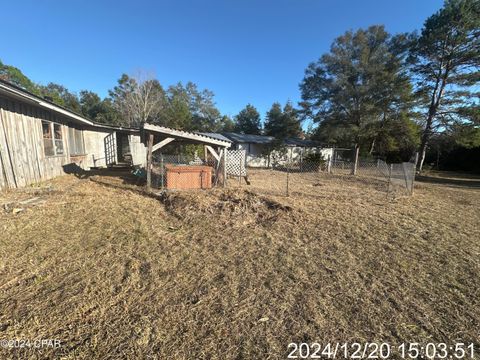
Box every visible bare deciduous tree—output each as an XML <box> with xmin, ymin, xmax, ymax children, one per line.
<box><xmin>110</xmin><ymin>70</ymin><xmax>165</xmax><ymax>127</ymax></box>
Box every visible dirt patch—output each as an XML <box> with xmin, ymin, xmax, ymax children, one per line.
<box><xmin>87</xmin><ymin>173</ymin><xmax>293</xmax><ymax>227</ymax></box>
<box><xmin>160</xmin><ymin>189</ymin><xmax>292</xmax><ymax>227</ymax></box>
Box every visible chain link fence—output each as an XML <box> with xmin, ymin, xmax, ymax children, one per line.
<box><xmin>148</xmin><ymin>147</ymin><xmax>417</xmax><ymax>199</ymax></box>
<box><xmin>151</xmin><ymin>151</ymin><xmax>223</xmax><ymax>190</ymax></box>
<box><xmin>227</xmin><ymin>148</ymin><xmax>417</xmax><ymax>199</ymax></box>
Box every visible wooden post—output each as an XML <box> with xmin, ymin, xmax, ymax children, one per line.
<box><xmin>146</xmin><ymin>132</ymin><xmax>154</xmax><ymax>189</ymax></box>
<box><xmin>160</xmin><ymin>154</ymin><xmax>164</xmax><ymax>189</ymax></box>
<box><xmin>351</xmin><ymin>145</ymin><xmax>359</xmax><ymax>175</ymax></box>
<box><xmin>223</xmin><ymin>148</ymin><xmax>228</xmax><ymax>187</ymax></box>
<box><xmin>238</xmin><ymin>153</ymin><xmax>242</xmax><ymax>186</ymax></box>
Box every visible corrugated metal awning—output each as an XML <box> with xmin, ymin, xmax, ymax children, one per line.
<box><xmin>143</xmin><ymin>123</ymin><xmax>232</xmax><ymax>148</ymax></box>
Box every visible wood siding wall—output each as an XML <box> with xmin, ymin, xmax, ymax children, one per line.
<box><xmin>0</xmin><ymin>95</ymin><xmax>147</xmax><ymax>190</ymax></box>
<box><xmin>0</xmin><ymin>96</ymin><xmax>75</xmax><ymax>189</ymax></box>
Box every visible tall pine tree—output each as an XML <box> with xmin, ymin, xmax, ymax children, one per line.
<box><xmin>264</xmin><ymin>101</ymin><xmax>302</xmax><ymax>139</ymax></box>
<box><xmin>300</xmin><ymin>25</ymin><xmax>414</xmax><ymax>155</ymax></box>
<box><xmin>234</xmin><ymin>104</ymin><xmax>262</xmax><ymax>134</ymax></box>
<box><xmin>409</xmin><ymin>0</ymin><xmax>480</xmax><ymax>170</ymax></box>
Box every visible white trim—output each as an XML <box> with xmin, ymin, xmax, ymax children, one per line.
<box><xmin>152</xmin><ymin>137</ymin><xmax>175</xmax><ymax>152</ymax></box>
<box><xmin>205</xmin><ymin>145</ymin><xmax>220</xmax><ymax>161</ymax></box>
<box><xmin>91</xmin><ymin>123</ymin><xmax>139</xmax><ymax>132</ymax></box>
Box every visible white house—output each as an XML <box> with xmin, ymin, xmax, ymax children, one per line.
<box><xmin>222</xmin><ymin>132</ymin><xmax>334</xmax><ymax>168</ymax></box>
<box><xmin>222</xmin><ymin>132</ymin><xmax>275</xmax><ymax>167</ymax></box>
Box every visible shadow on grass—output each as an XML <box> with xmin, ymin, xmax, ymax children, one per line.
<box><xmin>62</xmin><ymin>163</ymin><xmax>145</xmax><ymax>186</ymax></box>
<box><xmin>416</xmin><ymin>174</ymin><xmax>480</xmax><ymax>189</ymax></box>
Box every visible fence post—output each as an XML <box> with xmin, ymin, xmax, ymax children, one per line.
<box><xmin>160</xmin><ymin>154</ymin><xmax>164</xmax><ymax>190</ymax></box>
<box><xmin>286</xmin><ymin>151</ymin><xmax>292</xmax><ymax>196</ymax></box>
<box><xmin>332</xmin><ymin>147</ymin><xmax>336</xmax><ymax>174</ymax></box>
<box><xmin>146</xmin><ymin>132</ymin><xmax>153</xmax><ymax>190</ymax></box>
<box><xmin>286</xmin><ymin>163</ymin><xmax>290</xmax><ymax>196</ymax></box>
<box><xmin>239</xmin><ymin>152</ymin><xmax>242</xmax><ymax>186</ymax></box>
<box><xmin>411</xmin><ymin>152</ymin><xmax>419</xmax><ymax>195</ymax></box>
<box><xmin>331</xmin><ymin>150</ymin><xmax>336</xmax><ymax>174</ymax></box>
<box><xmin>386</xmin><ymin>163</ymin><xmax>393</xmax><ymax>198</ymax></box>
<box><xmin>351</xmin><ymin>146</ymin><xmax>359</xmax><ymax>175</ymax></box>
<box><xmin>327</xmin><ymin>155</ymin><xmax>331</xmax><ymax>173</ymax></box>
<box><xmin>402</xmin><ymin>163</ymin><xmax>409</xmax><ymax>194</ymax></box>
<box><xmin>223</xmin><ymin>149</ymin><xmax>228</xmax><ymax>187</ymax></box>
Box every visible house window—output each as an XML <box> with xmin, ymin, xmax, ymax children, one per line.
<box><xmin>42</xmin><ymin>121</ymin><xmax>54</xmax><ymax>156</ymax></box>
<box><xmin>68</xmin><ymin>127</ymin><xmax>85</xmax><ymax>155</ymax></box>
<box><xmin>42</xmin><ymin>121</ymin><xmax>64</xmax><ymax>156</ymax></box>
<box><xmin>54</xmin><ymin>124</ymin><xmax>64</xmax><ymax>155</ymax></box>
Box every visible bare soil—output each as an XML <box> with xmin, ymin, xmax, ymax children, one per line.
<box><xmin>0</xmin><ymin>169</ymin><xmax>479</xmax><ymax>359</ymax></box>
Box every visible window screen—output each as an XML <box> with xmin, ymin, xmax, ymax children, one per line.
<box><xmin>75</xmin><ymin>129</ymin><xmax>85</xmax><ymax>154</ymax></box>
<box><xmin>42</xmin><ymin>121</ymin><xmax>55</xmax><ymax>156</ymax></box>
<box><xmin>68</xmin><ymin>127</ymin><xmax>85</xmax><ymax>155</ymax></box>
<box><xmin>42</xmin><ymin>121</ymin><xmax>64</xmax><ymax>156</ymax></box>
<box><xmin>54</xmin><ymin>124</ymin><xmax>64</xmax><ymax>155</ymax></box>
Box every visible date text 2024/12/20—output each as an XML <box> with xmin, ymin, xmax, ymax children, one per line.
<box><xmin>287</xmin><ymin>342</ymin><xmax>476</xmax><ymax>359</ymax></box>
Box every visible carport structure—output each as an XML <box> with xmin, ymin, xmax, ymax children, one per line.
<box><xmin>142</xmin><ymin>123</ymin><xmax>232</xmax><ymax>189</ymax></box>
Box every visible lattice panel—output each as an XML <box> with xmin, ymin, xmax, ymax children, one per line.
<box><xmin>226</xmin><ymin>149</ymin><xmax>247</xmax><ymax>177</ymax></box>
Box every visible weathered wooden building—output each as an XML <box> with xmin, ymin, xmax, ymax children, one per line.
<box><xmin>0</xmin><ymin>80</ymin><xmax>146</xmax><ymax>189</ymax></box>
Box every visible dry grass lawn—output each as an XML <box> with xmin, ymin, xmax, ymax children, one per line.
<box><xmin>0</xmin><ymin>169</ymin><xmax>479</xmax><ymax>359</ymax></box>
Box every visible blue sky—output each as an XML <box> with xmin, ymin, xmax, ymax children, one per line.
<box><xmin>1</xmin><ymin>0</ymin><xmax>443</xmax><ymax>121</ymax></box>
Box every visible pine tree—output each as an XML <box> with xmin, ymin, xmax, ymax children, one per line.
<box><xmin>409</xmin><ymin>0</ymin><xmax>480</xmax><ymax>171</ymax></box>
<box><xmin>281</xmin><ymin>102</ymin><xmax>302</xmax><ymax>139</ymax></box>
<box><xmin>234</xmin><ymin>104</ymin><xmax>262</xmax><ymax>134</ymax></box>
<box><xmin>264</xmin><ymin>101</ymin><xmax>302</xmax><ymax>139</ymax></box>
<box><xmin>264</xmin><ymin>102</ymin><xmax>283</xmax><ymax>137</ymax></box>
<box><xmin>300</xmin><ymin>26</ymin><xmax>414</xmax><ymax>155</ymax></box>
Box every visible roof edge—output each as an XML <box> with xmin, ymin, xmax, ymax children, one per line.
<box><xmin>0</xmin><ymin>79</ymin><xmax>94</xmax><ymax>126</ymax></box>
<box><xmin>144</xmin><ymin>123</ymin><xmax>231</xmax><ymax>148</ymax></box>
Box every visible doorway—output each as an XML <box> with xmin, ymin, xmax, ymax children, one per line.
<box><xmin>116</xmin><ymin>132</ymin><xmax>131</xmax><ymax>164</ymax></box>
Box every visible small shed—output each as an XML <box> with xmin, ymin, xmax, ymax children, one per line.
<box><xmin>142</xmin><ymin>123</ymin><xmax>232</xmax><ymax>189</ymax></box>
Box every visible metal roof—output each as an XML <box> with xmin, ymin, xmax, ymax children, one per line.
<box><xmin>0</xmin><ymin>79</ymin><xmax>94</xmax><ymax>126</ymax></box>
<box><xmin>144</xmin><ymin>123</ymin><xmax>231</xmax><ymax>148</ymax></box>
<box><xmin>284</xmin><ymin>137</ymin><xmax>322</xmax><ymax>147</ymax></box>
<box><xmin>0</xmin><ymin>79</ymin><xmax>143</xmax><ymax>133</ymax></box>
<box><xmin>222</xmin><ymin>132</ymin><xmax>275</xmax><ymax>144</ymax></box>
<box><xmin>221</xmin><ymin>132</ymin><xmax>327</xmax><ymax>148</ymax></box>
<box><xmin>197</xmin><ymin>132</ymin><xmax>232</xmax><ymax>143</ymax></box>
